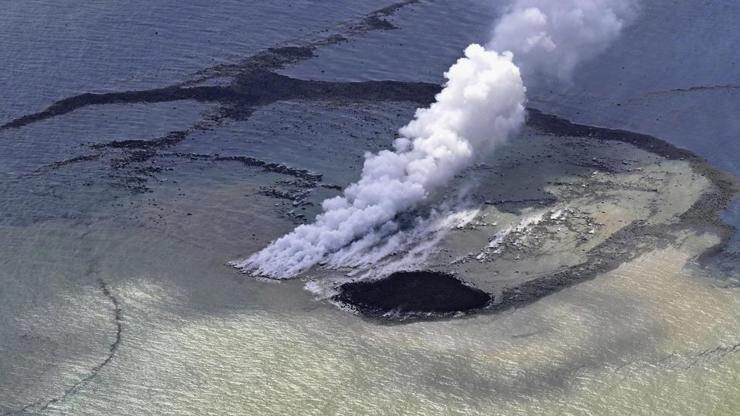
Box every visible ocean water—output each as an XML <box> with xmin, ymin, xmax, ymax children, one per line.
<box><xmin>1</xmin><ymin>1</ymin><xmax>738</xmax><ymax>415</ymax></box>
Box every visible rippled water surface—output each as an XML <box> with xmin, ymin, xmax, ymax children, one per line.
<box><xmin>1</xmin><ymin>1</ymin><xmax>738</xmax><ymax>415</ymax></box>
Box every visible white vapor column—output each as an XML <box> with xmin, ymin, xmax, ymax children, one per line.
<box><xmin>233</xmin><ymin>0</ymin><xmax>636</xmax><ymax>278</ymax></box>
<box><xmin>489</xmin><ymin>0</ymin><xmax>636</xmax><ymax>81</ymax></box>
<box><xmin>233</xmin><ymin>45</ymin><xmax>526</xmax><ymax>278</ymax></box>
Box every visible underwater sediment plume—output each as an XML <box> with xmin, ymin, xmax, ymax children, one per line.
<box><xmin>233</xmin><ymin>0</ymin><xmax>637</xmax><ymax>279</ymax></box>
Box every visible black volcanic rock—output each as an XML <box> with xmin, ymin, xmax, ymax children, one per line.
<box><xmin>334</xmin><ymin>271</ymin><xmax>492</xmax><ymax>319</ymax></box>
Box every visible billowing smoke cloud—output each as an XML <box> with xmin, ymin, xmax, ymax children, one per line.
<box><xmin>489</xmin><ymin>0</ymin><xmax>637</xmax><ymax>81</ymax></box>
<box><xmin>233</xmin><ymin>0</ymin><xmax>635</xmax><ymax>279</ymax></box>
<box><xmin>233</xmin><ymin>45</ymin><xmax>525</xmax><ymax>278</ymax></box>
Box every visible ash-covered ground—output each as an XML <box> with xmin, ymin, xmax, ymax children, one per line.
<box><xmin>308</xmin><ymin>110</ymin><xmax>738</xmax><ymax>321</ymax></box>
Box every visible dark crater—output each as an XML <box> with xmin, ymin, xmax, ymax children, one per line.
<box><xmin>333</xmin><ymin>271</ymin><xmax>492</xmax><ymax>320</ymax></box>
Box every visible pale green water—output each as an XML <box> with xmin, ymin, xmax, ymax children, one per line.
<box><xmin>1</xmin><ymin>176</ymin><xmax>737</xmax><ymax>415</ymax></box>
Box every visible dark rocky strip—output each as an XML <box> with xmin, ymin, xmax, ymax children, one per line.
<box><xmin>1</xmin><ymin>0</ymin><xmax>425</xmax><ymax>132</ymax></box>
<box><xmin>528</xmin><ymin>108</ymin><xmax>705</xmax><ymax>161</ymax></box>
<box><xmin>160</xmin><ymin>152</ymin><xmax>323</xmax><ymax>183</ymax></box>
<box><xmin>1</xmin><ymin>72</ymin><xmax>438</xmax><ymax>131</ymax></box>
<box><xmin>182</xmin><ymin>0</ymin><xmax>419</xmax><ymax>85</ymax></box>
<box><xmin>7</xmin><ymin>72</ymin><xmax>437</xmax><ymax>194</ymax></box>
<box><xmin>484</xmin><ymin>196</ymin><xmax>558</xmax><ymax>207</ymax></box>
<box><xmin>0</xmin><ymin>0</ymin><xmax>429</xmax><ymax>200</ymax></box>
<box><xmin>614</xmin><ymin>340</ymin><xmax>740</xmax><ymax>373</ymax></box>
<box><xmin>45</xmin><ymin>153</ymin><xmax>102</xmax><ymax>170</ymax></box>
<box><xmin>647</xmin><ymin>84</ymin><xmax>740</xmax><ymax>96</ymax></box>
<box><xmin>0</xmin><ymin>86</ymin><xmax>239</xmax><ymax>130</ymax></box>
<box><xmin>94</xmin><ymin>130</ymin><xmax>191</xmax><ymax>151</ymax></box>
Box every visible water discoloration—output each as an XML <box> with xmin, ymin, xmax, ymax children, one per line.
<box><xmin>2</xmin><ymin>279</ymin><xmax>123</xmax><ymax>416</ymax></box>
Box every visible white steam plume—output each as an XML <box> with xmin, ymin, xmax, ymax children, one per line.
<box><xmin>489</xmin><ymin>0</ymin><xmax>637</xmax><ymax>81</ymax></box>
<box><xmin>233</xmin><ymin>0</ymin><xmax>635</xmax><ymax>279</ymax></box>
<box><xmin>233</xmin><ymin>45</ymin><xmax>525</xmax><ymax>278</ymax></box>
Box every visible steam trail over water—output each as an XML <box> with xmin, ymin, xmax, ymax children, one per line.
<box><xmin>233</xmin><ymin>0</ymin><xmax>636</xmax><ymax>279</ymax></box>
<box><xmin>489</xmin><ymin>0</ymin><xmax>637</xmax><ymax>81</ymax></box>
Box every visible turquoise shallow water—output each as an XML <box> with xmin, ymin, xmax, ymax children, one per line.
<box><xmin>0</xmin><ymin>1</ymin><xmax>738</xmax><ymax>414</ymax></box>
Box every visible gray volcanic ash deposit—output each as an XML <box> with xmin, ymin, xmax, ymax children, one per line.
<box><xmin>321</xmin><ymin>111</ymin><xmax>738</xmax><ymax>322</ymax></box>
